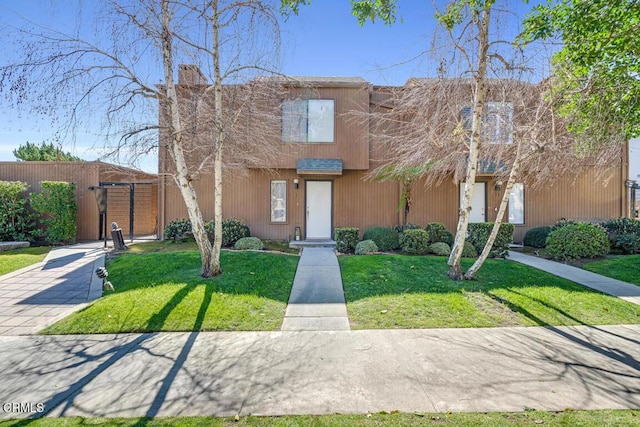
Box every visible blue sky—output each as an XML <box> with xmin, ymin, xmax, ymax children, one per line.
<box><xmin>0</xmin><ymin>0</ymin><xmax>545</xmax><ymax>172</ymax></box>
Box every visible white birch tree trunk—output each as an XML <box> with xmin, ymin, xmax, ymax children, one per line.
<box><xmin>210</xmin><ymin>0</ymin><xmax>224</xmax><ymax>276</ymax></box>
<box><xmin>161</xmin><ymin>0</ymin><xmax>214</xmax><ymax>277</ymax></box>
<box><xmin>447</xmin><ymin>6</ymin><xmax>491</xmax><ymax>280</ymax></box>
<box><xmin>463</xmin><ymin>139</ymin><xmax>523</xmax><ymax>279</ymax></box>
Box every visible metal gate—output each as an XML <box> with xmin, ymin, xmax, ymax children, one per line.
<box><xmin>98</xmin><ymin>181</ymin><xmax>158</xmax><ymax>242</ymax></box>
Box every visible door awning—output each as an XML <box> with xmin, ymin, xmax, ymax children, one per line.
<box><xmin>296</xmin><ymin>158</ymin><xmax>343</xmax><ymax>175</ymax></box>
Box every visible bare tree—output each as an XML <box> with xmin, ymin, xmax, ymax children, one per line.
<box><xmin>0</xmin><ymin>0</ymin><xmax>284</xmax><ymax>277</ymax></box>
<box><xmin>366</xmin><ymin>0</ymin><xmax>624</xmax><ymax>279</ymax></box>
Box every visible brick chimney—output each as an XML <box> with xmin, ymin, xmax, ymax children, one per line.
<box><xmin>178</xmin><ymin>64</ymin><xmax>207</xmax><ymax>85</ymax></box>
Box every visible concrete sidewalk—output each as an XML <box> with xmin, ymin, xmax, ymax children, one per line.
<box><xmin>0</xmin><ymin>325</ymin><xmax>638</xmax><ymax>419</ymax></box>
<box><xmin>282</xmin><ymin>247</ymin><xmax>349</xmax><ymax>331</ymax></box>
<box><xmin>508</xmin><ymin>251</ymin><xmax>640</xmax><ymax>306</ymax></box>
<box><xmin>0</xmin><ymin>242</ymin><xmax>105</xmax><ymax>335</ymax></box>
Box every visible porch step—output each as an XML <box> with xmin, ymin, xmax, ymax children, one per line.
<box><xmin>289</xmin><ymin>240</ymin><xmax>336</xmax><ymax>249</ymax></box>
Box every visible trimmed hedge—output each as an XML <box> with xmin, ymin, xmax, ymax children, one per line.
<box><xmin>335</xmin><ymin>227</ymin><xmax>359</xmax><ymax>254</ymax></box>
<box><xmin>234</xmin><ymin>237</ymin><xmax>264</xmax><ymax>250</ymax></box>
<box><xmin>30</xmin><ymin>181</ymin><xmax>77</xmax><ymax>244</ymax></box>
<box><xmin>363</xmin><ymin>226</ymin><xmax>400</xmax><ymax>251</ymax></box>
<box><xmin>164</xmin><ymin>217</ymin><xmax>250</xmax><ymax>247</ymax></box>
<box><xmin>523</xmin><ymin>226</ymin><xmax>552</xmax><ymax>248</ymax></box>
<box><xmin>0</xmin><ymin>181</ymin><xmax>39</xmax><ymax>242</ymax></box>
<box><xmin>424</xmin><ymin>222</ymin><xmax>454</xmax><ymax>246</ymax></box>
<box><xmin>219</xmin><ymin>218</ymin><xmax>250</xmax><ymax>247</ymax></box>
<box><xmin>466</xmin><ymin>222</ymin><xmax>514</xmax><ymax>258</ymax></box>
<box><xmin>429</xmin><ymin>242</ymin><xmax>451</xmax><ymax>256</ymax></box>
<box><xmin>546</xmin><ymin>222</ymin><xmax>610</xmax><ymax>261</ymax></box>
<box><xmin>164</xmin><ymin>218</ymin><xmax>193</xmax><ymax>240</ymax></box>
<box><xmin>355</xmin><ymin>239</ymin><xmax>379</xmax><ymax>255</ymax></box>
<box><xmin>399</xmin><ymin>229</ymin><xmax>430</xmax><ymax>254</ymax></box>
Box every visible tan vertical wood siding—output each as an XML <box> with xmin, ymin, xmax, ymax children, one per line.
<box><xmin>511</xmin><ymin>168</ymin><xmax>623</xmax><ymax>242</ymax></box>
<box><xmin>158</xmin><ymin>165</ymin><xmax>625</xmax><ymax>243</ymax></box>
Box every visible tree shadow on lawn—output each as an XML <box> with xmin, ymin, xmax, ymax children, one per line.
<box><xmin>41</xmin><ymin>250</ymin><xmax>298</xmax><ymax>334</ymax></box>
<box><xmin>339</xmin><ymin>254</ymin><xmax>640</xmax><ymax>327</ymax></box>
<box><xmin>11</xmin><ymin>276</ymin><xmax>296</xmax><ymax>423</ymax></box>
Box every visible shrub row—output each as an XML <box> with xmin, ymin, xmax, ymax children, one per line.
<box><xmin>335</xmin><ymin>222</ymin><xmax>512</xmax><ymax>258</ymax></box>
<box><xmin>0</xmin><ymin>180</ymin><xmax>77</xmax><ymax>244</ymax></box>
<box><xmin>164</xmin><ymin>217</ymin><xmax>250</xmax><ymax>248</ymax></box>
<box><xmin>523</xmin><ymin>217</ymin><xmax>640</xmax><ymax>257</ymax></box>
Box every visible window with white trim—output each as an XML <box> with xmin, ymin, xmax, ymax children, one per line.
<box><xmin>282</xmin><ymin>99</ymin><xmax>334</xmax><ymax>143</ymax></box>
<box><xmin>508</xmin><ymin>183</ymin><xmax>524</xmax><ymax>224</ymax></box>
<box><xmin>270</xmin><ymin>180</ymin><xmax>287</xmax><ymax>223</ymax></box>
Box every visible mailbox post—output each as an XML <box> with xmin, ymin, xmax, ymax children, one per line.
<box><xmin>111</xmin><ymin>222</ymin><xmax>127</xmax><ymax>250</ymax></box>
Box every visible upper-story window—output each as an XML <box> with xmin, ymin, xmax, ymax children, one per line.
<box><xmin>461</xmin><ymin>102</ymin><xmax>513</xmax><ymax>144</ymax></box>
<box><xmin>282</xmin><ymin>99</ymin><xmax>334</xmax><ymax>143</ymax></box>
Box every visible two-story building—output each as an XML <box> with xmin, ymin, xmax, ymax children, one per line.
<box><xmin>157</xmin><ymin>67</ymin><xmax>631</xmax><ymax>243</ymax></box>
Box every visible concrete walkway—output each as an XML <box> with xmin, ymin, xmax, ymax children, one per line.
<box><xmin>282</xmin><ymin>247</ymin><xmax>349</xmax><ymax>331</ymax></box>
<box><xmin>0</xmin><ymin>325</ymin><xmax>639</xmax><ymax>419</ymax></box>
<box><xmin>508</xmin><ymin>251</ymin><xmax>640</xmax><ymax>306</ymax></box>
<box><xmin>0</xmin><ymin>242</ymin><xmax>105</xmax><ymax>335</ymax></box>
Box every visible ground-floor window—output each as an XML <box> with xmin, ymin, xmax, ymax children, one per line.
<box><xmin>508</xmin><ymin>183</ymin><xmax>524</xmax><ymax>224</ymax></box>
<box><xmin>270</xmin><ymin>180</ymin><xmax>287</xmax><ymax>223</ymax></box>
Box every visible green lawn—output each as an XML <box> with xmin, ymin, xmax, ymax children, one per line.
<box><xmin>340</xmin><ymin>255</ymin><xmax>640</xmax><ymax>329</ymax></box>
<box><xmin>1</xmin><ymin>410</ymin><xmax>639</xmax><ymax>426</ymax></box>
<box><xmin>42</xmin><ymin>250</ymin><xmax>298</xmax><ymax>334</ymax></box>
<box><xmin>0</xmin><ymin>246</ymin><xmax>51</xmax><ymax>276</ymax></box>
<box><xmin>583</xmin><ymin>255</ymin><xmax>640</xmax><ymax>286</ymax></box>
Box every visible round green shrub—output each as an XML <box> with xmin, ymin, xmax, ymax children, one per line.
<box><xmin>164</xmin><ymin>218</ymin><xmax>193</xmax><ymax>240</ymax></box>
<box><xmin>523</xmin><ymin>226</ymin><xmax>551</xmax><ymax>248</ymax></box>
<box><xmin>221</xmin><ymin>218</ymin><xmax>250</xmax><ymax>247</ymax></box>
<box><xmin>614</xmin><ymin>234</ymin><xmax>640</xmax><ymax>254</ymax></box>
<box><xmin>363</xmin><ymin>226</ymin><xmax>400</xmax><ymax>251</ymax></box>
<box><xmin>466</xmin><ymin>222</ymin><xmax>514</xmax><ymax>258</ymax></box>
<box><xmin>601</xmin><ymin>217</ymin><xmax>640</xmax><ymax>254</ymax></box>
<box><xmin>461</xmin><ymin>241</ymin><xmax>478</xmax><ymax>258</ymax></box>
<box><xmin>424</xmin><ymin>222</ymin><xmax>452</xmax><ymax>245</ymax></box>
<box><xmin>442</xmin><ymin>230</ymin><xmax>454</xmax><ymax>246</ymax></box>
<box><xmin>399</xmin><ymin>229</ymin><xmax>430</xmax><ymax>254</ymax></box>
<box><xmin>546</xmin><ymin>222</ymin><xmax>610</xmax><ymax>261</ymax></box>
<box><xmin>205</xmin><ymin>218</ymin><xmax>251</xmax><ymax>247</ymax></box>
<box><xmin>335</xmin><ymin>227</ymin><xmax>359</xmax><ymax>253</ymax></box>
<box><xmin>429</xmin><ymin>241</ymin><xmax>451</xmax><ymax>256</ymax></box>
<box><xmin>234</xmin><ymin>237</ymin><xmax>264</xmax><ymax>250</ymax></box>
<box><xmin>355</xmin><ymin>239</ymin><xmax>379</xmax><ymax>255</ymax></box>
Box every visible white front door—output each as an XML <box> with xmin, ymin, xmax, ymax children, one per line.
<box><xmin>460</xmin><ymin>182</ymin><xmax>486</xmax><ymax>223</ymax></box>
<box><xmin>306</xmin><ymin>181</ymin><xmax>332</xmax><ymax>239</ymax></box>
